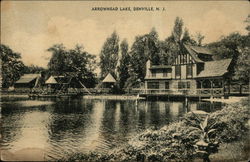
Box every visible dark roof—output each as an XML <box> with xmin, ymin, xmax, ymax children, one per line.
<box><xmin>15</xmin><ymin>74</ymin><xmax>40</xmax><ymax>84</ymax></box>
<box><xmin>196</xmin><ymin>59</ymin><xmax>232</xmax><ymax>78</ymax></box>
<box><xmin>149</xmin><ymin>65</ymin><xmax>172</xmax><ymax>70</ymax></box>
<box><xmin>184</xmin><ymin>44</ymin><xmax>204</xmax><ymax>63</ymax></box>
<box><xmin>189</xmin><ymin>46</ymin><xmax>213</xmax><ymax>55</ymax></box>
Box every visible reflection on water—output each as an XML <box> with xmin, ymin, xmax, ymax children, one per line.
<box><xmin>0</xmin><ymin>97</ymin><xmax>224</xmax><ymax>160</ymax></box>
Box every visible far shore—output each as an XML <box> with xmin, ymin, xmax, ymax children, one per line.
<box><xmin>1</xmin><ymin>93</ymin><xmax>248</xmax><ymax>102</ymax></box>
<box><xmin>202</xmin><ymin>96</ymin><xmax>248</xmax><ymax>103</ymax></box>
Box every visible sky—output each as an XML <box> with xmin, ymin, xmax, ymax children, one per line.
<box><xmin>1</xmin><ymin>1</ymin><xmax>249</xmax><ymax>68</ymax></box>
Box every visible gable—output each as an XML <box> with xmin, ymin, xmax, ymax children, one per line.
<box><xmin>173</xmin><ymin>51</ymin><xmax>196</xmax><ymax>65</ymax></box>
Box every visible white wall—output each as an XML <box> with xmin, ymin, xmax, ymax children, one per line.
<box><xmin>181</xmin><ymin>65</ymin><xmax>186</xmax><ymax>79</ymax></box>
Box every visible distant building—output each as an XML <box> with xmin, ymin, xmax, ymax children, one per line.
<box><xmin>14</xmin><ymin>74</ymin><xmax>41</xmax><ymax>89</ymax></box>
<box><xmin>102</xmin><ymin>73</ymin><xmax>116</xmax><ymax>88</ymax></box>
<box><xmin>44</xmin><ymin>75</ymin><xmax>91</xmax><ymax>94</ymax></box>
<box><xmin>95</xmin><ymin>73</ymin><xmax>116</xmax><ymax>93</ymax></box>
<box><xmin>144</xmin><ymin>44</ymin><xmax>234</xmax><ymax>97</ymax></box>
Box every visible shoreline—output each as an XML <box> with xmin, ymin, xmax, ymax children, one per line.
<box><xmin>1</xmin><ymin>93</ymin><xmax>248</xmax><ymax>102</ymax></box>
<box><xmin>202</xmin><ymin>96</ymin><xmax>248</xmax><ymax>103</ymax></box>
<box><xmin>82</xmin><ymin>95</ymin><xmax>144</xmax><ymax>100</ymax></box>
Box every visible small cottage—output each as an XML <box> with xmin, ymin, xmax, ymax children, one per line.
<box><xmin>102</xmin><ymin>73</ymin><xmax>116</xmax><ymax>88</ymax></box>
<box><xmin>14</xmin><ymin>74</ymin><xmax>41</xmax><ymax>89</ymax></box>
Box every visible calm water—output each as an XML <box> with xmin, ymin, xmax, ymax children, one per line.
<box><xmin>0</xmin><ymin>96</ymin><xmax>223</xmax><ymax>160</ymax></box>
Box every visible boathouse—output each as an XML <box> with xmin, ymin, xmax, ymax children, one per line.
<box><xmin>143</xmin><ymin>44</ymin><xmax>234</xmax><ymax>98</ymax></box>
<box><xmin>14</xmin><ymin>74</ymin><xmax>41</xmax><ymax>90</ymax></box>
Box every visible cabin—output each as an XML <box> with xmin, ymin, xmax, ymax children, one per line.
<box><xmin>143</xmin><ymin>44</ymin><xmax>234</xmax><ymax>98</ymax></box>
<box><xmin>95</xmin><ymin>73</ymin><xmax>116</xmax><ymax>93</ymax></box>
<box><xmin>14</xmin><ymin>74</ymin><xmax>42</xmax><ymax>92</ymax></box>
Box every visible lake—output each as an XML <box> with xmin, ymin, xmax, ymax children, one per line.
<box><xmin>0</xmin><ymin>96</ymin><xmax>224</xmax><ymax>160</ymax></box>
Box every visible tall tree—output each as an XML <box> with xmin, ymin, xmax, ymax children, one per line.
<box><xmin>0</xmin><ymin>44</ymin><xmax>25</xmax><ymax>88</ymax></box>
<box><xmin>47</xmin><ymin>44</ymin><xmax>67</xmax><ymax>75</ymax></box>
<box><xmin>99</xmin><ymin>31</ymin><xmax>119</xmax><ymax>78</ymax></box>
<box><xmin>125</xmin><ymin>28</ymin><xmax>160</xmax><ymax>88</ymax></box>
<box><xmin>172</xmin><ymin>17</ymin><xmax>183</xmax><ymax>43</ymax></box>
<box><xmin>117</xmin><ymin>39</ymin><xmax>130</xmax><ymax>89</ymax></box>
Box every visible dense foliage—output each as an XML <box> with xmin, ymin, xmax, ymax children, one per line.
<box><xmin>125</xmin><ymin>17</ymin><xmax>196</xmax><ymax>88</ymax></box>
<box><xmin>48</xmin><ymin>44</ymin><xmax>97</xmax><ymax>87</ymax></box>
<box><xmin>61</xmin><ymin>99</ymin><xmax>249</xmax><ymax>162</ymax></box>
<box><xmin>0</xmin><ymin>44</ymin><xmax>25</xmax><ymax>88</ymax></box>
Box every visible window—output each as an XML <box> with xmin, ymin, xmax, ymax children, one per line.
<box><xmin>147</xmin><ymin>82</ymin><xmax>159</xmax><ymax>89</ymax></box>
<box><xmin>178</xmin><ymin>81</ymin><xmax>191</xmax><ymax>89</ymax></box>
<box><xmin>165</xmin><ymin>82</ymin><xmax>169</xmax><ymax>89</ymax></box>
<box><xmin>151</xmin><ymin>70</ymin><xmax>156</xmax><ymax>77</ymax></box>
<box><xmin>175</xmin><ymin>65</ymin><xmax>181</xmax><ymax>77</ymax></box>
<box><xmin>187</xmin><ymin>64</ymin><xmax>192</xmax><ymax>78</ymax></box>
<box><xmin>163</xmin><ymin>69</ymin><xmax>167</xmax><ymax>77</ymax></box>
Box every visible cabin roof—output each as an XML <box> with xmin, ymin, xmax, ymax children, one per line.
<box><xmin>189</xmin><ymin>45</ymin><xmax>213</xmax><ymax>55</ymax></box>
<box><xmin>196</xmin><ymin>58</ymin><xmax>232</xmax><ymax>78</ymax></box>
<box><xmin>15</xmin><ymin>74</ymin><xmax>40</xmax><ymax>84</ymax></box>
<box><xmin>184</xmin><ymin>44</ymin><xmax>214</xmax><ymax>63</ymax></box>
<box><xmin>102</xmin><ymin>73</ymin><xmax>116</xmax><ymax>83</ymax></box>
<box><xmin>45</xmin><ymin>76</ymin><xmax>58</xmax><ymax>84</ymax></box>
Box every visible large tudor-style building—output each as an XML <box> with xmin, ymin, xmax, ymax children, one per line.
<box><xmin>143</xmin><ymin>44</ymin><xmax>233</xmax><ymax>97</ymax></box>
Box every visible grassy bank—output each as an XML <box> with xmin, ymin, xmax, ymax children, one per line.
<box><xmin>60</xmin><ymin>99</ymin><xmax>250</xmax><ymax>161</ymax></box>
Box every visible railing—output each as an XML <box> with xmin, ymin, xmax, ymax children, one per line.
<box><xmin>196</xmin><ymin>88</ymin><xmax>224</xmax><ymax>96</ymax></box>
<box><xmin>225</xmin><ymin>85</ymin><xmax>250</xmax><ymax>94</ymax></box>
<box><xmin>145</xmin><ymin>76</ymin><xmax>172</xmax><ymax>79</ymax></box>
<box><xmin>134</xmin><ymin>88</ymin><xmax>224</xmax><ymax>96</ymax></box>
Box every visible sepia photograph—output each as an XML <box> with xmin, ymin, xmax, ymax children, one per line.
<box><xmin>1</xmin><ymin>0</ymin><xmax>250</xmax><ymax>161</ymax></box>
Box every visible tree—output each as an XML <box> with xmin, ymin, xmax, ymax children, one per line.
<box><xmin>125</xmin><ymin>28</ymin><xmax>160</xmax><ymax>88</ymax></box>
<box><xmin>117</xmin><ymin>39</ymin><xmax>130</xmax><ymax>89</ymax></box>
<box><xmin>208</xmin><ymin>32</ymin><xmax>245</xmax><ymax>60</ymax></box>
<box><xmin>99</xmin><ymin>31</ymin><xmax>119</xmax><ymax>78</ymax></box>
<box><xmin>159</xmin><ymin>17</ymin><xmax>196</xmax><ymax>66</ymax></box>
<box><xmin>47</xmin><ymin>44</ymin><xmax>97</xmax><ymax>87</ymax></box>
<box><xmin>172</xmin><ymin>17</ymin><xmax>184</xmax><ymax>43</ymax></box>
<box><xmin>194</xmin><ymin>32</ymin><xmax>205</xmax><ymax>46</ymax></box>
<box><xmin>0</xmin><ymin>44</ymin><xmax>25</xmax><ymax>88</ymax></box>
<box><xmin>245</xmin><ymin>14</ymin><xmax>250</xmax><ymax>35</ymax></box>
<box><xmin>234</xmin><ymin>47</ymin><xmax>250</xmax><ymax>83</ymax></box>
<box><xmin>47</xmin><ymin>44</ymin><xmax>67</xmax><ymax>75</ymax></box>
<box><xmin>207</xmin><ymin>15</ymin><xmax>250</xmax><ymax>82</ymax></box>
